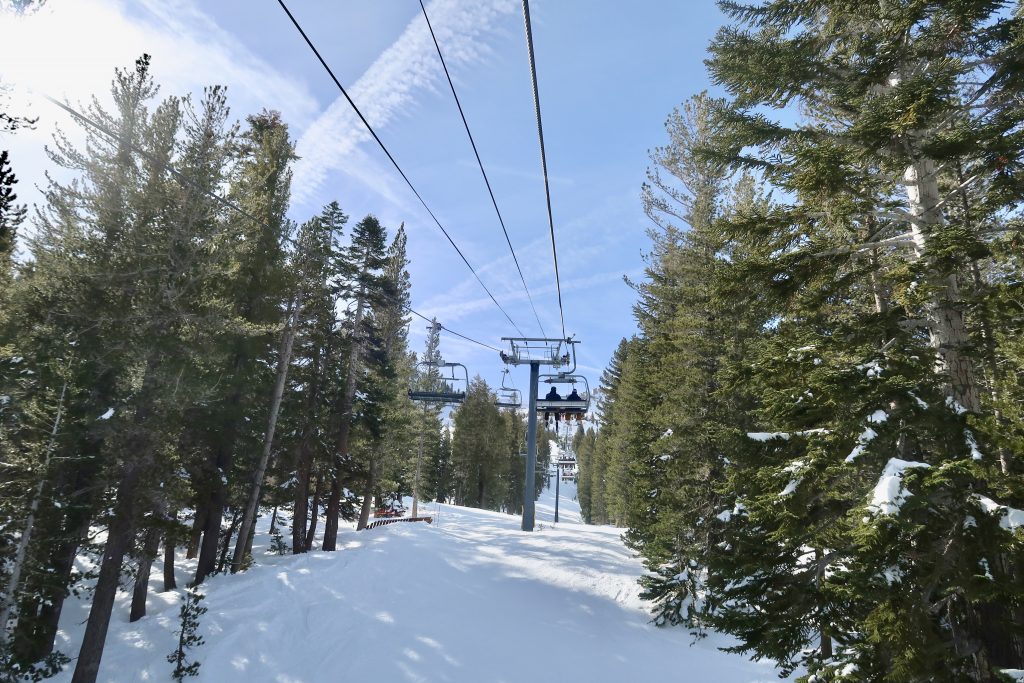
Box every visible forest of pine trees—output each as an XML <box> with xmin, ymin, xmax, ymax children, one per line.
<box><xmin>0</xmin><ymin>56</ymin><xmax>551</xmax><ymax>682</ymax></box>
<box><xmin>3</xmin><ymin>1</ymin><xmax>1024</xmax><ymax>681</ymax></box>
<box><xmin>579</xmin><ymin>2</ymin><xmax>1024</xmax><ymax>681</ymax></box>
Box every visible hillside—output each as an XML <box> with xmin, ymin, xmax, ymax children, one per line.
<box><xmin>50</xmin><ymin>474</ymin><xmax>786</xmax><ymax>682</ymax></box>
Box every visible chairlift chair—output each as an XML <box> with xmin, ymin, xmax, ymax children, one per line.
<box><xmin>536</xmin><ymin>374</ymin><xmax>590</xmax><ymax>420</ymax></box>
<box><xmin>408</xmin><ymin>360</ymin><xmax>469</xmax><ymax>405</ymax></box>
<box><xmin>494</xmin><ymin>368</ymin><xmax>522</xmax><ymax>409</ymax></box>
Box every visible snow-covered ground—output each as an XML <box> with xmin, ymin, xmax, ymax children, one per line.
<box><xmin>50</xmin><ymin>472</ymin><xmax>787</xmax><ymax>682</ymax></box>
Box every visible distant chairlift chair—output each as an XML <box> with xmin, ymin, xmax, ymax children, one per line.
<box><xmin>494</xmin><ymin>368</ymin><xmax>522</xmax><ymax>409</ymax></box>
<box><xmin>408</xmin><ymin>360</ymin><xmax>470</xmax><ymax>405</ymax></box>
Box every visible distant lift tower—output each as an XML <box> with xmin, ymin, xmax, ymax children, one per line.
<box><xmin>500</xmin><ymin>337</ymin><xmax>580</xmax><ymax>531</ymax></box>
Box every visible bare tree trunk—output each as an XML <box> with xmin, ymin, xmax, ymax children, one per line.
<box><xmin>186</xmin><ymin>505</ymin><xmax>205</xmax><ymax>560</ymax></box>
<box><xmin>903</xmin><ymin>158</ymin><xmax>981</xmax><ymax>412</ymax></box>
<box><xmin>356</xmin><ymin>457</ymin><xmax>377</xmax><ymax>531</ymax></box>
<box><xmin>412</xmin><ymin>404</ymin><xmax>427</xmax><ymax>518</ymax></box>
<box><xmin>293</xmin><ymin>457</ymin><xmax>311</xmax><ymax>553</ymax></box>
<box><xmin>231</xmin><ymin>296</ymin><xmax>300</xmax><ymax>573</ymax></box>
<box><xmin>304</xmin><ymin>474</ymin><xmax>322</xmax><ymax>551</ymax></box>
<box><xmin>216</xmin><ymin>508</ymin><xmax>239</xmax><ymax>574</ymax></box>
<box><xmin>71</xmin><ymin>348</ymin><xmax>162</xmax><ymax>683</ymax></box>
<box><xmin>322</xmin><ymin>291</ymin><xmax>366</xmax><ymax>551</ymax></box>
<box><xmin>163</xmin><ymin>528</ymin><xmax>177</xmax><ymax>592</ymax></box>
<box><xmin>195</xmin><ymin>351</ymin><xmax>246</xmax><ymax>583</ymax></box>
<box><xmin>323</xmin><ymin>478</ymin><xmax>342</xmax><ymax>552</ymax></box>
<box><xmin>195</xmin><ymin>427</ymin><xmax>234</xmax><ymax>582</ymax></box>
<box><xmin>71</xmin><ymin>467</ymin><xmax>142</xmax><ymax>683</ymax></box>
<box><xmin>129</xmin><ymin>526</ymin><xmax>161</xmax><ymax>622</ymax></box>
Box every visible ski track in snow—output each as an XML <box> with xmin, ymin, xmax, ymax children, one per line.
<box><xmin>49</xmin><ymin>478</ymin><xmax>786</xmax><ymax>683</ymax></box>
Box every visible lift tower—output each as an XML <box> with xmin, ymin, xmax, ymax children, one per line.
<box><xmin>500</xmin><ymin>338</ymin><xmax>580</xmax><ymax>531</ymax></box>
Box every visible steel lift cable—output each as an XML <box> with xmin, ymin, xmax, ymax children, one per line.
<box><xmin>418</xmin><ymin>0</ymin><xmax>546</xmax><ymax>339</ymax></box>
<box><xmin>521</xmin><ymin>0</ymin><xmax>566</xmax><ymax>341</ymax></box>
<box><xmin>276</xmin><ymin>0</ymin><xmax>526</xmax><ymax>338</ymax></box>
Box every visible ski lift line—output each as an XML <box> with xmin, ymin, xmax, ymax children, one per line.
<box><xmin>521</xmin><ymin>0</ymin><xmax>566</xmax><ymax>342</ymax></box>
<box><xmin>418</xmin><ymin>0</ymin><xmax>546</xmax><ymax>339</ymax></box>
<box><xmin>275</xmin><ymin>0</ymin><xmax>527</xmax><ymax>339</ymax></box>
<box><xmin>403</xmin><ymin>306</ymin><xmax>503</xmax><ymax>353</ymax></box>
<box><xmin>46</xmin><ymin>96</ymin><xmax>504</xmax><ymax>357</ymax></box>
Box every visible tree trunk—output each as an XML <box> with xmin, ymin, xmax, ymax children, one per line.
<box><xmin>356</xmin><ymin>457</ymin><xmax>377</xmax><ymax>531</ymax></box>
<box><xmin>129</xmin><ymin>527</ymin><xmax>161</xmax><ymax>622</ymax></box>
<box><xmin>163</xmin><ymin>530</ymin><xmax>177</xmax><ymax>592</ymax></box>
<box><xmin>195</xmin><ymin>352</ymin><xmax>246</xmax><ymax>583</ymax></box>
<box><xmin>293</xmin><ymin>456</ymin><xmax>311</xmax><ymax>554</ymax></box>
<box><xmin>231</xmin><ymin>296</ymin><xmax>300</xmax><ymax>573</ymax></box>
<box><xmin>72</xmin><ymin>354</ymin><xmax>160</xmax><ymax>683</ymax></box>
<box><xmin>216</xmin><ymin>508</ymin><xmax>239</xmax><ymax>574</ymax></box>
<box><xmin>322</xmin><ymin>478</ymin><xmax>342</xmax><ymax>552</ymax></box>
<box><xmin>903</xmin><ymin>158</ymin><xmax>981</xmax><ymax>413</ymax></box>
<box><xmin>322</xmin><ymin>290</ymin><xmax>366</xmax><ymax>551</ymax></box>
<box><xmin>186</xmin><ymin>504</ymin><xmax>206</xmax><ymax>560</ymax></box>
<box><xmin>71</xmin><ymin>466</ymin><xmax>144</xmax><ymax>683</ymax></box>
<box><xmin>304</xmin><ymin>474</ymin><xmax>322</xmax><ymax>551</ymax></box>
<box><xmin>11</xmin><ymin>511</ymin><xmax>91</xmax><ymax>664</ymax></box>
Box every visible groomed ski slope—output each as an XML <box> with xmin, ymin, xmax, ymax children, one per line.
<box><xmin>52</xmin><ymin>470</ymin><xmax>787</xmax><ymax>682</ymax></box>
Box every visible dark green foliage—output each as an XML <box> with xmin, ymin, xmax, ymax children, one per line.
<box><xmin>580</xmin><ymin>3</ymin><xmax>1024</xmax><ymax>680</ymax></box>
<box><xmin>0</xmin><ymin>150</ymin><xmax>24</xmax><ymax>282</ymax></box>
<box><xmin>166</xmin><ymin>587</ymin><xmax>206</xmax><ymax>681</ymax></box>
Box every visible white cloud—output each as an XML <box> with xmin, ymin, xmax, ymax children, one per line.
<box><xmin>0</xmin><ymin>0</ymin><xmax>319</xmax><ymax>223</ymax></box>
<box><xmin>291</xmin><ymin>0</ymin><xmax>518</xmax><ymax>208</ymax></box>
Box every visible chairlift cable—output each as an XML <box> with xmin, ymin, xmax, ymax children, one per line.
<box><xmin>404</xmin><ymin>306</ymin><xmax>503</xmax><ymax>353</ymax></box>
<box><xmin>521</xmin><ymin>0</ymin><xmax>567</xmax><ymax>341</ymax></box>
<box><xmin>48</xmin><ymin>94</ymin><xmax>505</xmax><ymax>357</ymax></box>
<box><xmin>276</xmin><ymin>0</ymin><xmax>526</xmax><ymax>338</ymax></box>
<box><xmin>418</xmin><ymin>0</ymin><xmax>546</xmax><ymax>339</ymax></box>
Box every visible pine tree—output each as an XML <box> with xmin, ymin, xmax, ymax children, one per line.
<box><xmin>583</xmin><ymin>337</ymin><xmax>630</xmax><ymax>525</ymax></box>
<box><xmin>354</xmin><ymin>225</ymin><xmax>412</xmax><ymax>530</ymax></box>
<box><xmin>451</xmin><ymin>377</ymin><xmax>505</xmax><ymax>510</ymax></box>
<box><xmin>166</xmin><ymin>587</ymin><xmax>206</xmax><ymax>681</ymax></box>
<box><xmin>0</xmin><ymin>150</ymin><xmax>25</xmax><ymax>286</ymax></box>
<box><xmin>698</xmin><ymin>2</ymin><xmax>1024</xmax><ymax>677</ymax></box>
<box><xmin>192</xmin><ymin>108</ymin><xmax>295</xmax><ymax>584</ymax></box>
<box><xmin>321</xmin><ymin>214</ymin><xmax>389</xmax><ymax>551</ymax></box>
<box><xmin>285</xmin><ymin>202</ymin><xmax>347</xmax><ymax>553</ymax></box>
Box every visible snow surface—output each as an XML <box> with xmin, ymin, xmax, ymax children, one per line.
<box><xmin>868</xmin><ymin>458</ymin><xmax>930</xmax><ymax>516</ymax></box>
<box><xmin>49</xmin><ymin>475</ymin><xmax>785</xmax><ymax>682</ymax></box>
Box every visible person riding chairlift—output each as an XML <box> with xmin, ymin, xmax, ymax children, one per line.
<box><xmin>566</xmin><ymin>388</ymin><xmax>584</xmax><ymax>422</ymax></box>
<box><xmin>544</xmin><ymin>386</ymin><xmax>561</xmax><ymax>425</ymax></box>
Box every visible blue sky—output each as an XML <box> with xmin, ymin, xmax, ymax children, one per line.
<box><xmin>0</xmin><ymin>0</ymin><xmax>727</xmax><ymax>394</ymax></box>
